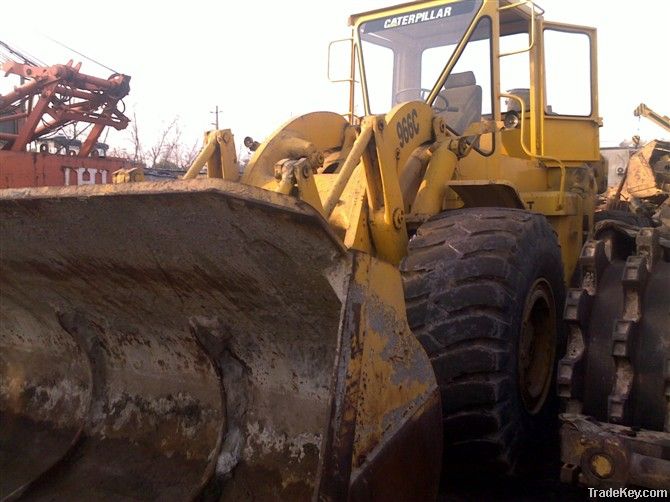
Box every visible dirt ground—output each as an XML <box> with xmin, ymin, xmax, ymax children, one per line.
<box><xmin>437</xmin><ymin>452</ymin><xmax>587</xmax><ymax>501</ymax></box>
<box><xmin>440</xmin><ymin>478</ymin><xmax>587</xmax><ymax>501</ymax></box>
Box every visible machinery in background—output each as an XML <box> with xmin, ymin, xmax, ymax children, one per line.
<box><xmin>635</xmin><ymin>103</ymin><xmax>670</xmax><ymax>134</ymax></box>
<box><xmin>600</xmin><ymin>103</ymin><xmax>669</xmax><ymax>190</ymax></box>
<box><xmin>0</xmin><ymin>56</ymin><xmax>141</xmax><ymax>187</ymax></box>
<box><xmin>599</xmin><ymin>103</ymin><xmax>669</xmax><ymax>237</ymax></box>
<box><xmin>562</xmin><ymin>105</ymin><xmax>670</xmax><ymax>490</ymax></box>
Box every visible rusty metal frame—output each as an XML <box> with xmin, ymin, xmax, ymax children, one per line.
<box><xmin>0</xmin><ymin>60</ymin><xmax>130</xmax><ymax>157</ymax></box>
<box><xmin>561</xmin><ymin>415</ymin><xmax>670</xmax><ymax>489</ymax></box>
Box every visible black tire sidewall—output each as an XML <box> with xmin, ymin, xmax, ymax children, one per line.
<box><xmin>505</xmin><ymin>221</ymin><xmax>565</xmax><ymax>471</ymax></box>
<box><xmin>403</xmin><ymin>208</ymin><xmax>566</xmax><ymax>476</ymax></box>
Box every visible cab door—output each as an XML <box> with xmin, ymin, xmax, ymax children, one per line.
<box><xmin>540</xmin><ymin>22</ymin><xmax>600</xmax><ymax>162</ymax></box>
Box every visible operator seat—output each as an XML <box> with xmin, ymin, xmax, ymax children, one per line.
<box><xmin>439</xmin><ymin>71</ymin><xmax>482</xmax><ymax>134</ymax></box>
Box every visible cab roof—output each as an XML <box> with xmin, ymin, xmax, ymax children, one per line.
<box><xmin>348</xmin><ymin>0</ymin><xmax>537</xmax><ymax>26</ymax></box>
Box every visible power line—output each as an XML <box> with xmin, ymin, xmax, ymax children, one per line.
<box><xmin>0</xmin><ymin>39</ymin><xmax>42</xmax><ymax>66</ymax></box>
<box><xmin>42</xmin><ymin>34</ymin><xmax>119</xmax><ymax>74</ymax></box>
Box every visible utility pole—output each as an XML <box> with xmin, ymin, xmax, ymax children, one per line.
<box><xmin>210</xmin><ymin>105</ymin><xmax>221</xmax><ymax>130</ymax></box>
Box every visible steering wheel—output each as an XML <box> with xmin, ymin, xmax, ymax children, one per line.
<box><xmin>395</xmin><ymin>88</ymin><xmax>449</xmax><ymax>113</ymax></box>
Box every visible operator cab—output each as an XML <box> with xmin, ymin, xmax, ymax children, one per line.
<box><xmin>350</xmin><ymin>0</ymin><xmax>598</xmax><ymax>161</ymax></box>
<box><xmin>355</xmin><ymin>0</ymin><xmax>490</xmax><ymax>136</ymax></box>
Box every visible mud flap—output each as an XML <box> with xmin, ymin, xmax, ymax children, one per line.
<box><xmin>0</xmin><ymin>179</ymin><xmax>440</xmax><ymax>500</ymax></box>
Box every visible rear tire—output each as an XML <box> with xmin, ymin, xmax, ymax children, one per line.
<box><xmin>400</xmin><ymin>208</ymin><xmax>565</xmax><ymax>477</ymax></box>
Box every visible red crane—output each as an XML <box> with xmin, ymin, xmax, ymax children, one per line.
<box><xmin>0</xmin><ymin>57</ymin><xmax>140</xmax><ymax>188</ymax></box>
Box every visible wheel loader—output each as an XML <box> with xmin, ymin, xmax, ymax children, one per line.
<box><xmin>1</xmin><ymin>0</ymin><xmax>668</xmax><ymax>499</ymax></box>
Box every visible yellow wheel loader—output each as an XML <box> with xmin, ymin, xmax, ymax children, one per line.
<box><xmin>1</xmin><ymin>0</ymin><xmax>668</xmax><ymax>499</ymax></box>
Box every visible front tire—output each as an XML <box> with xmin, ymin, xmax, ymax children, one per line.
<box><xmin>400</xmin><ymin>208</ymin><xmax>565</xmax><ymax>477</ymax></box>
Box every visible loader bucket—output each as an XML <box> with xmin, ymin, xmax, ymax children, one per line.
<box><xmin>0</xmin><ymin>179</ymin><xmax>441</xmax><ymax>500</ymax></box>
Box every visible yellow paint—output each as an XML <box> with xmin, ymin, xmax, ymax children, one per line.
<box><xmin>219</xmin><ymin>0</ymin><xmax>601</xmax><ymax>283</ymax></box>
<box><xmin>412</xmin><ymin>143</ymin><xmax>457</xmax><ymax>217</ymax></box>
<box><xmin>112</xmin><ymin>167</ymin><xmax>144</xmax><ymax>183</ymax></box>
<box><xmin>348</xmin><ymin>255</ymin><xmax>436</xmax><ymax>466</ymax></box>
<box><xmin>183</xmin><ymin>129</ymin><xmax>239</xmax><ymax>181</ymax></box>
<box><xmin>590</xmin><ymin>453</ymin><xmax>614</xmax><ymax>479</ymax></box>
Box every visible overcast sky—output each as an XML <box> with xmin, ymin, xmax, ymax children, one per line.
<box><xmin>2</xmin><ymin>0</ymin><xmax>668</xmax><ymax>152</ymax></box>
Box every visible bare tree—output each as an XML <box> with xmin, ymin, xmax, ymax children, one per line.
<box><xmin>147</xmin><ymin>117</ymin><xmax>179</xmax><ymax>168</ymax></box>
<box><xmin>171</xmin><ymin>138</ymin><xmax>200</xmax><ymax>170</ymax></box>
<box><xmin>130</xmin><ymin>111</ymin><xmax>142</xmax><ymax>163</ymax></box>
<box><xmin>107</xmin><ymin>113</ymin><xmax>201</xmax><ymax>170</ymax></box>
<box><xmin>107</xmin><ymin>145</ymin><xmax>132</xmax><ymax>158</ymax></box>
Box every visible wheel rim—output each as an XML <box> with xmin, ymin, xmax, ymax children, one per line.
<box><xmin>518</xmin><ymin>278</ymin><xmax>557</xmax><ymax>415</ymax></box>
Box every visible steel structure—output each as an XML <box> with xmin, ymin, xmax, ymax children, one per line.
<box><xmin>0</xmin><ymin>59</ymin><xmax>138</xmax><ymax>188</ymax></box>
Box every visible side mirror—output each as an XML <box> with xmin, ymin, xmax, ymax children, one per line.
<box><xmin>327</xmin><ymin>38</ymin><xmax>355</xmax><ymax>83</ymax></box>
